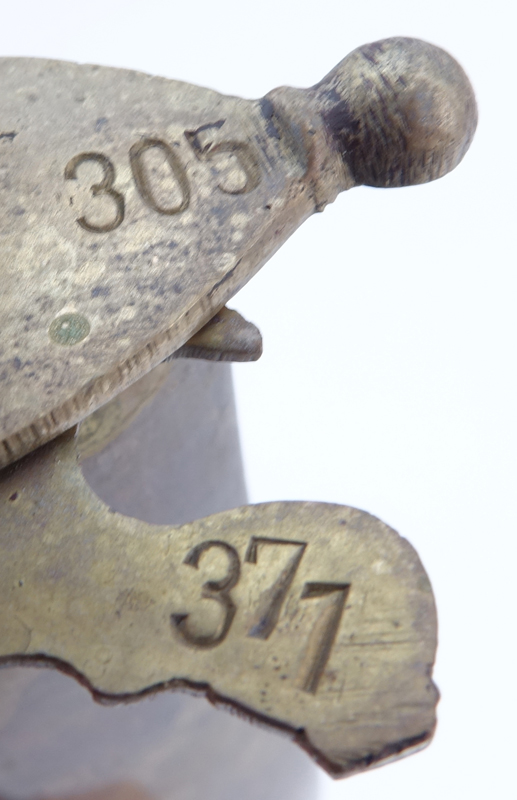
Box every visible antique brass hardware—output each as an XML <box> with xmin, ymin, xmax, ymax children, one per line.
<box><xmin>0</xmin><ymin>36</ymin><xmax>476</xmax><ymax>467</ymax></box>
<box><xmin>0</xmin><ymin>35</ymin><xmax>476</xmax><ymax>779</ymax></box>
<box><xmin>0</xmin><ymin>429</ymin><xmax>437</xmax><ymax>778</ymax></box>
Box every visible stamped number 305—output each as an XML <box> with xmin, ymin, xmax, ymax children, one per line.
<box><xmin>172</xmin><ymin>536</ymin><xmax>351</xmax><ymax>695</ymax></box>
<box><xmin>64</xmin><ymin>127</ymin><xmax>261</xmax><ymax>234</ymax></box>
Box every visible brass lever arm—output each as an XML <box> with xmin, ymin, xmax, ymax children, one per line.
<box><xmin>0</xmin><ymin>430</ymin><xmax>437</xmax><ymax>778</ymax></box>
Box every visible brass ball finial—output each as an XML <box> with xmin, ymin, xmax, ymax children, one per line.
<box><xmin>315</xmin><ymin>37</ymin><xmax>477</xmax><ymax>188</ymax></box>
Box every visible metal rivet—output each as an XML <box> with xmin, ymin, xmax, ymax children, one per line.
<box><xmin>49</xmin><ymin>313</ymin><xmax>90</xmax><ymax>346</ymax></box>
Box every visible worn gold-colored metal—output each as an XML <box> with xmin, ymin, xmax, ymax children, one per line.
<box><xmin>0</xmin><ymin>37</ymin><xmax>477</xmax><ymax>782</ymax></box>
<box><xmin>0</xmin><ymin>430</ymin><xmax>437</xmax><ymax>778</ymax></box>
<box><xmin>0</xmin><ymin>37</ymin><xmax>477</xmax><ymax>467</ymax></box>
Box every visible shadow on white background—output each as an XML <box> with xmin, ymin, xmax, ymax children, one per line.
<box><xmin>0</xmin><ymin>2</ymin><xmax>514</xmax><ymax>798</ymax></box>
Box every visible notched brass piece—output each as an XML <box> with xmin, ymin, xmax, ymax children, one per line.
<box><xmin>0</xmin><ymin>37</ymin><xmax>476</xmax><ymax>467</ymax></box>
<box><xmin>0</xmin><ymin>431</ymin><xmax>438</xmax><ymax>778</ymax></box>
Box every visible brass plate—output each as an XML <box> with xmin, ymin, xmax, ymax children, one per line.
<box><xmin>0</xmin><ymin>431</ymin><xmax>437</xmax><ymax>778</ymax></box>
<box><xmin>0</xmin><ymin>37</ymin><xmax>476</xmax><ymax>467</ymax></box>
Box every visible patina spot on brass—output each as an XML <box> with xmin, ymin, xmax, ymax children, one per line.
<box><xmin>49</xmin><ymin>312</ymin><xmax>91</xmax><ymax>346</ymax></box>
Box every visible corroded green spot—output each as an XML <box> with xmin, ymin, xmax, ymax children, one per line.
<box><xmin>49</xmin><ymin>313</ymin><xmax>90</xmax><ymax>346</ymax></box>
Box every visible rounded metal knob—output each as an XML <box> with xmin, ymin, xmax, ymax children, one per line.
<box><xmin>315</xmin><ymin>37</ymin><xmax>477</xmax><ymax>187</ymax></box>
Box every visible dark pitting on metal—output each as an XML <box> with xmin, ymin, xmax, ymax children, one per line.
<box><xmin>0</xmin><ymin>37</ymin><xmax>476</xmax><ymax>467</ymax></box>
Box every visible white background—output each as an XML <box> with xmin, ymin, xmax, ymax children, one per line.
<box><xmin>0</xmin><ymin>2</ymin><xmax>515</xmax><ymax>798</ymax></box>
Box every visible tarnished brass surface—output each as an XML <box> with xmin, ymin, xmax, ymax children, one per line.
<box><xmin>0</xmin><ymin>37</ymin><xmax>476</xmax><ymax>467</ymax></box>
<box><xmin>0</xmin><ymin>36</ymin><xmax>474</xmax><ymax>783</ymax></box>
<box><xmin>0</xmin><ymin>430</ymin><xmax>437</xmax><ymax>778</ymax></box>
<box><xmin>0</xmin><ymin>362</ymin><xmax>318</xmax><ymax>800</ymax></box>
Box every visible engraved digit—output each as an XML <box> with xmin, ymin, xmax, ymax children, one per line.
<box><xmin>185</xmin><ymin>126</ymin><xmax>261</xmax><ymax>194</ymax></box>
<box><xmin>64</xmin><ymin>153</ymin><xmax>125</xmax><ymax>233</ymax></box>
<box><xmin>171</xmin><ymin>540</ymin><xmax>240</xmax><ymax>649</ymax></box>
<box><xmin>245</xmin><ymin>537</ymin><xmax>306</xmax><ymax>639</ymax></box>
<box><xmin>209</xmin><ymin>142</ymin><xmax>261</xmax><ymax>194</ymax></box>
<box><xmin>130</xmin><ymin>138</ymin><xmax>190</xmax><ymax>215</ymax></box>
<box><xmin>296</xmin><ymin>582</ymin><xmax>351</xmax><ymax>694</ymax></box>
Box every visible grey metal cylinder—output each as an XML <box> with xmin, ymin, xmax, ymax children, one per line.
<box><xmin>0</xmin><ymin>359</ymin><xmax>318</xmax><ymax>800</ymax></box>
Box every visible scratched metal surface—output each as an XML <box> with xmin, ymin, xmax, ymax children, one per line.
<box><xmin>0</xmin><ymin>360</ymin><xmax>318</xmax><ymax>800</ymax></box>
<box><xmin>0</xmin><ymin>428</ymin><xmax>437</xmax><ymax>778</ymax></box>
<box><xmin>0</xmin><ymin>38</ymin><xmax>476</xmax><ymax>468</ymax></box>
<box><xmin>0</xmin><ymin>56</ymin><xmax>336</xmax><ymax>466</ymax></box>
